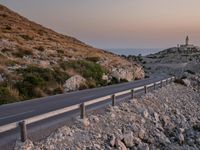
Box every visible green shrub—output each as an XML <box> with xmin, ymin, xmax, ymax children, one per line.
<box><xmin>0</xmin><ymin>83</ymin><xmax>20</xmax><ymax>105</ymax></box>
<box><xmin>60</xmin><ymin>60</ymin><xmax>106</xmax><ymax>86</ymax></box>
<box><xmin>16</xmin><ymin>66</ymin><xmax>69</xmax><ymax>99</ymax></box>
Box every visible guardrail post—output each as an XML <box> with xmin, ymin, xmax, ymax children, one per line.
<box><xmin>161</xmin><ymin>80</ymin><xmax>163</xmax><ymax>88</ymax></box>
<box><xmin>154</xmin><ymin>83</ymin><xmax>156</xmax><ymax>90</ymax></box>
<box><xmin>80</xmin><ymin>103</ymin><xmax>86</xmax><ymax>119</ymax></box>
<box><xmin>131</xmin><ymin>89</ymin><xmax>134</xmax><ymax>99</ymax></box>
<box><xmin>166</xmin><ymin>79</ymin><xmax>168</xmax><ymax>85</ymax></box>
<box><xmin>112</xmin><ymin>94</ymin><xmax>116</xmax><ymax>106</ymax></box>
<box><xmin>144</xmin><ymin>85</ymin><xmax>147</xmax><ymax>94</ymax></box>
<box><xmin>19</xmin><ymin>121</ymin><xmax>27</xmax><ymax>142</ymax></box>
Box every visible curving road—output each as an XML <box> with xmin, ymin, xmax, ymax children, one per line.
<box><xmin>0</xmin><ymin>75</ymin><xmax>172</xmax><ymax>149</ymax></box>
<box><xmin>0</xmin><ymin>75</ymin><xmax>169</xmax><ymax>126</ymax></box>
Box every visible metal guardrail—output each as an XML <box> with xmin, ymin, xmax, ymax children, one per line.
<box><xmin>0</xmin><ymin>76</ymin><xmax>175</xmax><ymax>142</ymax></box>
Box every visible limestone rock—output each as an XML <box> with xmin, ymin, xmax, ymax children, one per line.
<box><xmin>63</xmin><ymin>75</ymin><xmax>86</xmax><ymax>92</ymax></box>
<box><xmin>14</xmin><ymin>139</ymin><xmax>34</xmax><ymax>150</ymax></box>
<box><xmin>137</xmin><ymin>142</ymin><xmax>149</xmax><ymax>150</ymax></box>
<box><xmin>138</xmin><ymin>129</ymin><xmax>146</xmax><ymax>140</ymax></box>
<box><xmin>115</xmin><ymin>139</ymin><xmax>127</xmax><ymax>150</ymax></box>
<box><xmin>123</xmin><ymin>132</ymin><xmax>134</xmax><ymax>147</ymax></box>
<box><xmin>178</xmin><ymin>133</ymin><xmax>184</xmax><ymax>144</ymax></box>
<box><xmin>111</xmin><ymin>67</ymin><xmax>133</xmax><ymax>81</ymax></box>
<box><xmin>109</xmin><ymin>135</ymin><xmax>116</xmax><ymax>147</ymax></box>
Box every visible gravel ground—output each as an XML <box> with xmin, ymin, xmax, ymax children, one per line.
<box><xmin>15</xmin><ymin>83</ymin><xmax>200</xmax><ymax>150</ymax></box>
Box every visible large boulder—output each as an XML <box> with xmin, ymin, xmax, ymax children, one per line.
<box><xmin>111</xmin><ymin>64</ymin><xmax>144</xmax><ymax>82</ymax></box>
<box><xmin>63</xmin><ymin>75</ymin><xmax>86</xmax><ymax>92</ymax></box>
<box><xmin>111</xmin><ymin>68</ymin><xmax>133</xmax><ymax>81</ymax></box>
<box><xmin>0</xmin><ymin>39</ymin><xmax>16</xmax><ymax>50</ymax></box>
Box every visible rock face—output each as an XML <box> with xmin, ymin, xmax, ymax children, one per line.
<box><xmin>63</xmin><ymin>75</ymin><xmax>86</xmax><ymax>92</ymax></box>
<box><xmin>111</xmin><ymin>65</ymin><xmax>144</xmax><ymax>81</ymax></box>
<box><xmin>111</xmin><ymin>68</ymin><xmax>133</xmax><ymax>81</ymax></box>
<box><xmin>15</xmin><ymin>83</ymin><xmax>200</xmax><ymax>150</ymax></box>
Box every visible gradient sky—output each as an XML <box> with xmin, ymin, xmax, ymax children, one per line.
<box><xmin>1</xmin><ymin>0</ymin><xmax>200</xmax><ymax>49</ymax></box>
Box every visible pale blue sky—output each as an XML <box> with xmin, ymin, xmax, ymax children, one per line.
<box><xmin>1</xmin><ymin>0</ymin><xmax>200</xmax><ymax>49</ymax></box>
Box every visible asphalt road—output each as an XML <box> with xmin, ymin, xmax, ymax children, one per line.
<box><xmin>0</xmin><ymin>75</ymin><xmax>170</xmax><ymax>149</ymax></box>
<box><xmin>0</xmin><ymin>75</ymin><xmax>169</xmax><ymax>126</ymax></box>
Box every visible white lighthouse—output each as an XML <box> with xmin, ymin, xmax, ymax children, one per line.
<box><xmin>180</xmin><ymin>36</ymin><xmax>193</xmax><ymax>49</ymax></box>
<box><xmin>185</xmin><ymin>36</ymin><xmax>189</xmax><ymax>46</ymax></box>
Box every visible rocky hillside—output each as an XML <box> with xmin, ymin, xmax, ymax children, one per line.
<box><xmin>0</xmin><ymin>5</ymin><xmax>144</xmax><ymax>104</ymax></box>
<box><xmin>143</xmin><ymin>46</ymin><xmax>200</xmax><ymax>77</ymax></box>
<box><xmin>15</xmin><ymin>81</ymin><xmax>200</xmax><ymax>150</ymax></box>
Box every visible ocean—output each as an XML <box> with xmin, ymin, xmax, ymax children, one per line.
<box><xmin>106</xmin><ymin>48</ymin><xmax>163</xmax><ymax>56</ymax></box>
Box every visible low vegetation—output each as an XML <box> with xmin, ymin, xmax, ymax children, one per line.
<box><xmin>60</xmin><ymin>60</ymin><xmax>107</xmax><ymax>87</ymax></box>
<box><xmin>0</xmin><ymin>83</ymin><xmax>21</xmax><ymax>105</ymax></box>
<box><xmin>15</xmin><ymin>66</ymin><xmax>69</xmax><ymax>100</ymax></box>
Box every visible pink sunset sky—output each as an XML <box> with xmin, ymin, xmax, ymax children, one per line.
<box><xmin>1</xmin><ymin>0</ymin><xmax>200</xmax><ymax>49</ymax></box>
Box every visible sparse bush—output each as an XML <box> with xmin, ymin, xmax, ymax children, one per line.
<box><xmin>185</xmin><ymin>70</ymin><xmax>195</xmax><ymax>75</ymax></box>
<box><xmin>13</xmin><ymin>48</ymin><xmax>33</xmax><ymax>57</ymax></box>
<box><xmin>174</xmin><ymin>79</ymin><xmax>186</xmax><ymax>86</ymax></box>
<box><xmin>36</xmin><ymin>46</ymin><xmax>45</xmax><ymax>52</ymax></box>
<box><xmin>108</xmin><ymin>77</ymin><xmax>128</xmax><ymax>85</ymax></box>
<box><xmin>57</xmin><ymin>49</ymin><xmax>64</xmax><ymax>54</ymax></box>
<box><xmin>16</xmin><ymin>66</ymin><xmax>69</xmax><ymax>99</ymax></box>
<box><xmin>5</xmin><ymin>25</ymin><xmax>11</xmax><ymax>30</ymax></box>
<box><xmin>19</xmin><ymin>34</ymin><xmax>33</xmax><ymax>41</ymax></box>
<box><xmin>37</xmin><ymin>29</ymin><xmax>47</xmax><ymax>36</ymax></box>
<box><xmin>1</xmin><ymin>14</ymin><xmax>7</xmax><ymax>18</ymax></box>
<box><xmin>193</xmin><ymin>124</ymin><xmax>200</xmax><ymax>132</ymax></box>
<box><xmin>0</xmin><ymin>83</ymin><xmax>21</xmax><ymax>105</ymax></box>
<box><xmin>1</xmin><ymin>48</ymin><xmax>12</xmax><ymax>53</ymax></box>
<box><xmin>86</xmin><ymin>57</ymin><xmax>100</xmax><ymax>62</ymax></box>
<box><xmin>60</xmin><ymin>60</ymin><xmax>106</xmax><ymax>86</ymax></box>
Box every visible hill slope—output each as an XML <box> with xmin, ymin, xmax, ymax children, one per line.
<box><xmin>0</xmin><ymin>4</ymin><xmax>144</xmax><ymax>104</ymax></box>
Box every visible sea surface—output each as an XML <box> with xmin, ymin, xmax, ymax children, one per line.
<box><xmin>106</xmin><ymin>48</ymin><xmax>163</xmax><ymax>56</ymax></box>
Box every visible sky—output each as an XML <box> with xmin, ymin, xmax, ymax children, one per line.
<box><xmin>1</xmin><ymin>0</ymin><xmax>200</xmax><ymax>49</ymax></box>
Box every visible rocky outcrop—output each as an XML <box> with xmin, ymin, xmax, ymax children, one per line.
<box><xmin>144</xmin><ymin>46</ymin><xmax>200</xmax><ymax>77</ymax></box>
<box><xmin>63</xmin><ymin>75</ymin><xmax>86</xmax><ymax>92</ymax></box>
<box><xmin>15</xmin><ymin>83</ymin><xmax>200</xmax><ymax>149</ymax></box>
<box><xmin>111</xmin><ymin>65</ymin><xmax>144</xmax><ymax>81</ymax></box>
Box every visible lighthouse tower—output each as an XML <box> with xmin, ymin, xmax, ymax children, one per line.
<box><xmin>180</xmin><ymin>36</ymin><xmax>194</xmax><ymax>49</ymax></box>
<box><xmin>186</xmin><ymin>36</ymin><xmax>189</xmax><ymax>46</ymax></box>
